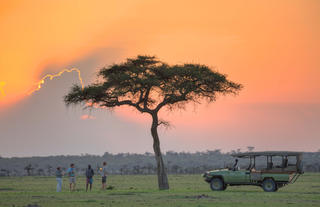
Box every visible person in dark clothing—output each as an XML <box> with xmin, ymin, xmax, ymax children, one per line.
<box><xmin>233</xmin><ymin>159</ymin><xmax>239</xmax><ymax>171</ymax></box>
<box><xmin>86</xmin><ymin>165</ymin><xmax>94</xmax><ymax>192</ymax></box>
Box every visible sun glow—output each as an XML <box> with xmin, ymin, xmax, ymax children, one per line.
<box><xmin>0</xmin><ymin>81</ymin><xmax>6</xmax><ymax>99</ymax></box>
<box><xmin>27</xmin><ymin>68</ymin><xmax>84</xmax><ymax>95</ymax></box>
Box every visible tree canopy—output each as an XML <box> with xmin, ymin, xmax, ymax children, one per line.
<box><xmin>64</xmin><ymin>55</ymin><xmax>242</xmax><ymax>113</ymax></box>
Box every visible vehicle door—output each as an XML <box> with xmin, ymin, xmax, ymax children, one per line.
<box><xmin>250</xmin><ymin>171</ymin><xmax>262</xmax><ymax>182</ymax></box>
<box><xmin>224</xmin><ymin>170</ymin><xmax>250</xmax><ymax>184</ymax></box>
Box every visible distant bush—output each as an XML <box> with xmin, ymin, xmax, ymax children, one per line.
<box><xmin>0</xmin><ymin>150</ymin><xmax>319</xmax><ymax>176</ymax></box>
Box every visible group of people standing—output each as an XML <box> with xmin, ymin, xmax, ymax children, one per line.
<box><xmin>55</xmin><ymin>162</ymin><xmax>108</xmax><ymax>192</ymax></box>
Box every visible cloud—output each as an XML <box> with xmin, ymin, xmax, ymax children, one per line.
<box><xmin>80</xmin><ymin>115</ymin><xmax>96</xmax><ymax>120</ymax></box>
<box><xmin>1</xmin><ymin>47</ymin><xmax>320</xmax><ymax>157</ymax></box>
<box><xmin>1</xmin><ymin>66</ymin><xmax>319</xmax><ymax>157</ymax></box>
<box><xmin>0</xmin><ymin>48</ymin><xmax>154</xmax><ymax>157</ymax></box>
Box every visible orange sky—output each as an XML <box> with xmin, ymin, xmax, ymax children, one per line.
<box><xmin>0</xmin><ymin>0</ymin><xmax>319</xmax><ymax>155</ymax></box>
<box><xmin>1</xmin><ymin>0</ymin><xmax>319</xmax><ymax>107</ymax></box>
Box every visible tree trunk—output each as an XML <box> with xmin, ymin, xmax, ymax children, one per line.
<box><xmin>151</xmin><ymin>112</ymin><xmax>169</xmax><ymax>190</ymax></box>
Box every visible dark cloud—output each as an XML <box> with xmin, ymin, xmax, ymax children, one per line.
<box><xmin>0</xmin><ymin>48</ymin><xmax>153</xmax><ymax>157</ymax></box>
<box><xmin>0</xmin><ymin>48</ymin><xmax>319</xmax><ymax>157</ymax></box>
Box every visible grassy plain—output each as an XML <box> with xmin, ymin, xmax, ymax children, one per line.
<box><xmin>0</xmin><ymin>173</ymin><xmax>319</xmax><ymax>207</ymax></box>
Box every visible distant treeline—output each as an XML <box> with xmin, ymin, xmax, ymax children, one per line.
<box><xmin>0</xmin><ymin>150</ymin><xmax>319</xmax><ymax>176</ymax></box>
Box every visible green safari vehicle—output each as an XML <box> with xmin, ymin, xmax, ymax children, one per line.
<box><xmin>203</xmin><ymin>151</ymin><xmax>304</xmax><ymax>192</ymax></box>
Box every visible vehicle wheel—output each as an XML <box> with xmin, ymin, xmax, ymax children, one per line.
<box><xmin>262</xmin><ymin>179</ymin><xmax>277</xmax><ymax>192</ymax></box>
<box><xmin>210</xmin><ymin>178</ymin><xmax>225</xmax><ymax>191</ymax></box>
<box><xmin>223</xmin><ymin>184</ymin><xmax>227</xmax><ymax>190</ymax></box>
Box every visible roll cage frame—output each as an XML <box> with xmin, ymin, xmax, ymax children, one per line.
<box><xmin>231</xmin><ymin>151</ymin><xmax>304</xmax><ymax>183</ymax></box>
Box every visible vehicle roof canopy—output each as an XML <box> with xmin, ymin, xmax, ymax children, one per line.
<box><xmin>231</xmin><ymin>151</ymin><xmax>303</xmax><ymax>158</ymax></box>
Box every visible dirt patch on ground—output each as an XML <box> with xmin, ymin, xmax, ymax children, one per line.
<box><xmin>0</xmin><ymin>188</ymin><xmax>14</xmax><ymax>191</ymax></box>
<box><xmin>185</xmin><ymin>194</ymin><xmax>213</xmax><ymax>199</ymax></box>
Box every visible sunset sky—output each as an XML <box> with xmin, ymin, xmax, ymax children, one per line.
<box><xmin>0</xmin><ymin>0</ymin><xmax>319</xmax><ymax>157</ymax></box>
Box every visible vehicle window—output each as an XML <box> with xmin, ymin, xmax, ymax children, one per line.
<box><xmin>272</xmin><ymin>156</ymin><xmax>282</xmax><ymax>168</ymax></box>
<box><xmin>239</xmin><ymin>159</ymin><xmax>250</xmax><ymax>170</ymax></box>
<box><xmin>288</xmin><ymin>156</ymin><xmax>296</xmax><ymax>166</ymax></box>
<box><xmin>254</xmin><ymin>157</ymin><xmax>265</xmax><ymax>170</ymax></box>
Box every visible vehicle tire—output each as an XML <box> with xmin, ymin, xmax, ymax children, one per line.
<box><xmin>223</xmin><ymin>184</ymin><xmax>227</xmax><ymax>190</ymax></box>
<box><xmin>210</xmin><ymin>178</ymin><xmax>225</xmax><ymax>191</ymax></box>
<box><xmin>262</xmin><ymin>179</ymin><xmax>277</xmax><ymax>192</ymax></box>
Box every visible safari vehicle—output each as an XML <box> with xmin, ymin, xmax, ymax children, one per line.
<box><xmin>203</xmin><ymin>151</ymin><xmax>303</xmax><ymax>192</ymax></box>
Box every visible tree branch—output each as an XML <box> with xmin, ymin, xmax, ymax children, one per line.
<box><xmin>158</xmin><ymin>119</ymin><xmax>172</xmax><ymax>130</ymax></box>
<box><xmin>143</xmin><ymin>87</ymin><xmax>151</xmax><ymax>109</ymax></box>
<box><xmin>154</xmin><ymin>92</ymin><xmax>187</xmax><ymax>112</ymax></box>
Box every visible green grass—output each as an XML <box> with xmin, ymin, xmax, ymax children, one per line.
<box><xmin>0</xmin><ymin>173</ymin><xmax>319</xmax><ymax>207</ymax></box>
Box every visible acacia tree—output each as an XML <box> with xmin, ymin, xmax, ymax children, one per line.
<box><xmin>64</xmin><ymin>55</ymin><xmax>242</xmax><ymax>190</ymax></box>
